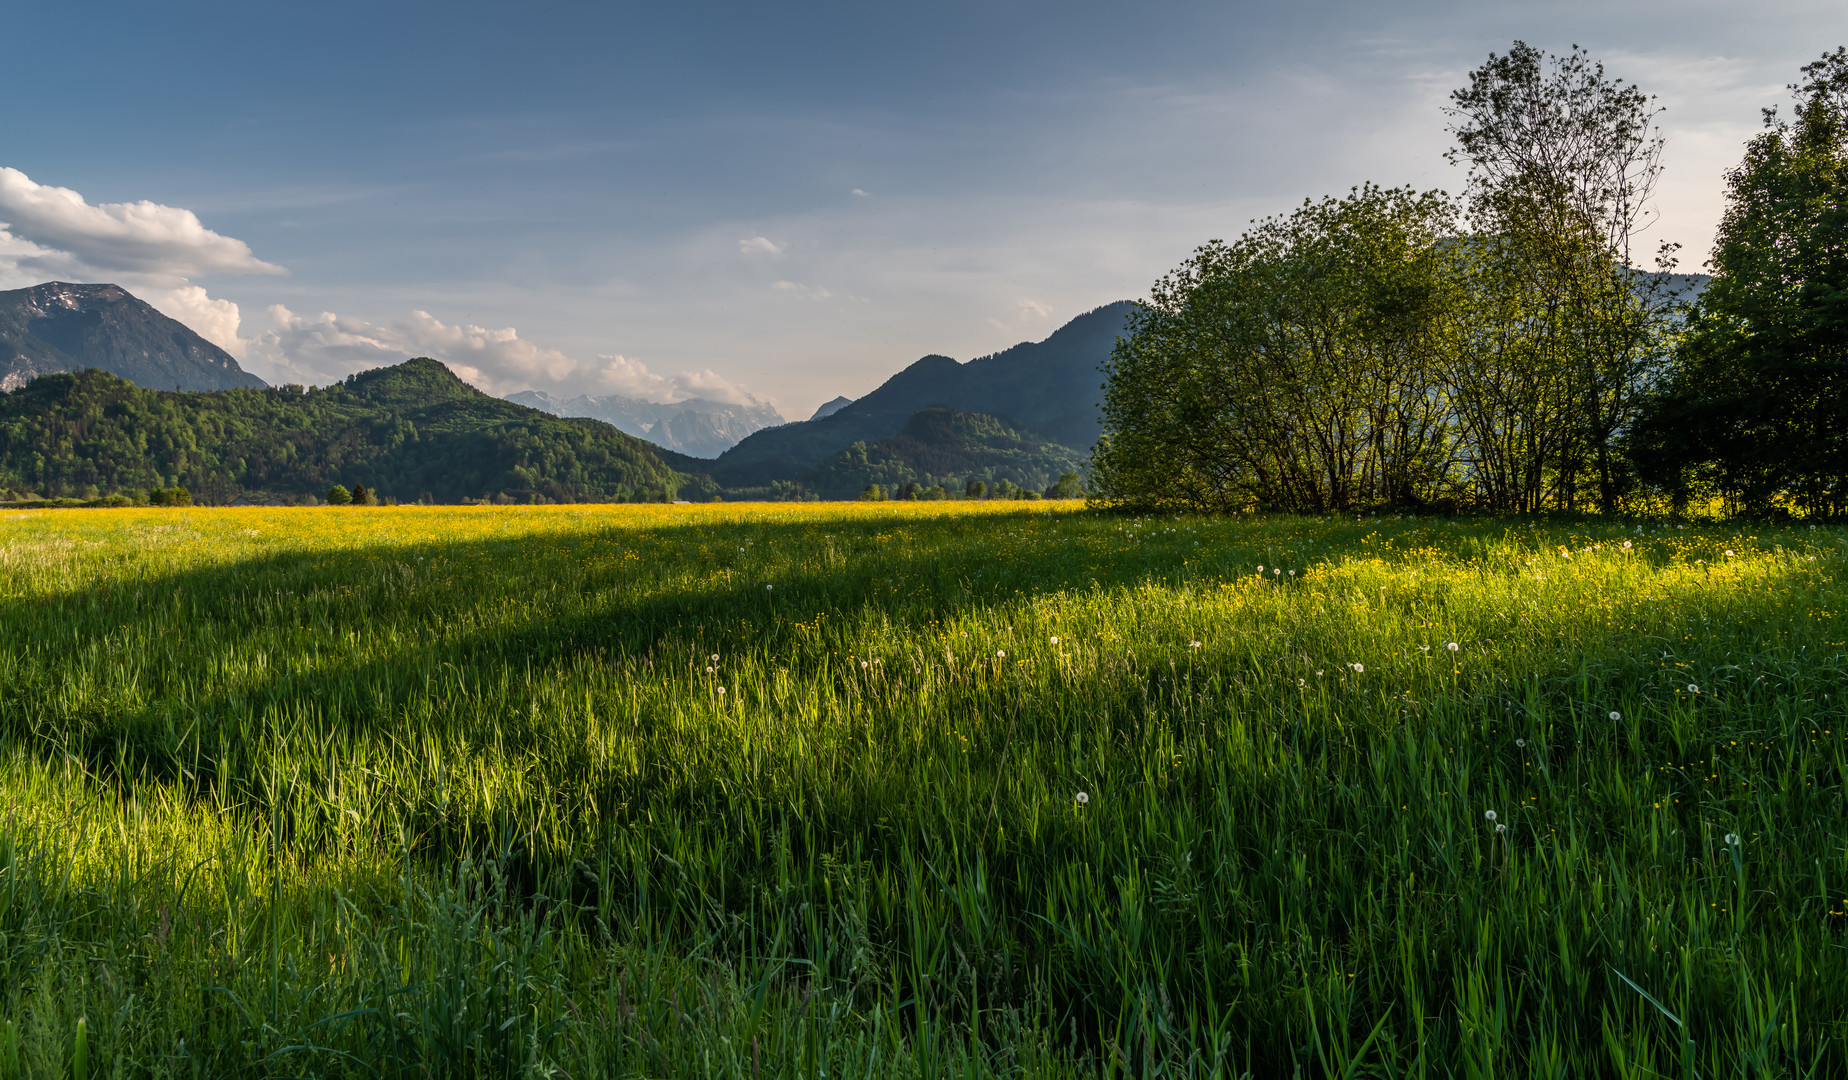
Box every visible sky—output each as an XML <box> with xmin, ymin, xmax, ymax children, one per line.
<box><xmin>3</xmin><ymin>1</ymin><xmax>1844</xmax><ymax>419</ymax></box>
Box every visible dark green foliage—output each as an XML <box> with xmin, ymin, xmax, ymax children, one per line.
<box><xmin>1633</xmin><ymin>49</ymin><xmax>1848</xmax><ymax>517</ymax></box>
<box><xmin>0</xmin><ymin>282</ymin><xmax>266</xmax><ymax>392</ymax></box>
<box><xmin>1094</xmin><ymin>186</ymin><xmax>1463</xmax><ymax>513</ymax></box>
<box><xmin>0</xmin><ymin>359</ymin><xmax>705</xmax><ymax>504</ymax></box>
<box><xmin>805</xmin><ymin>405</ymin><xmax>1084</xmax><ymax>499</ymax></box>
<box><xmin>710</xmin><ymin>303</ymin><xmax>1133</xmax><ymax>486</ymax></box>
<box><xmin>326</xmin><ymin>484</ymin><xmax>353</xmax><ymax>505</ymax></box>
<box><xmin>147</xmin><ymin>486</ymin><xmax>191</xmax><ymax>507</ymax></box>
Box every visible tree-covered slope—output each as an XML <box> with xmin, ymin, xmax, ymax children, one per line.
<box><xmin>0</xmin><ymin>358</ymin><xmax>704</xmax><ymax>503</ymax></box>
<box><xmin>0</xmin><ymin>282</ymin><xmax>266</xmax><ymax>392</ymax></box>
<box><xmin>803</xmin><ymin>405</ymin><xmax>1084</xmax><ymax>498</ymax></box>
<box><xmin>710</xmin><ymin>301</ymin><xmax>1134</xmax><ymax>486</ymax></box>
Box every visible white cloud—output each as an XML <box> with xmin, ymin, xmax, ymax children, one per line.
<box><xmin>772</xmin><ymin>280</ymin><xmax>831</xmax><ymax>300</ymax></box>
<box><xmin>0</xmin><ymin>166</ymin><xmax>285</xmax><ymax>357</ymax></box>
<box><xmin>738</xmin><ymin>235</ymin><xmax>783</xmax><ymax>255</ymax></box>
<box><xmin>246</xmin><ymin>303</ymin><xmax>767</xmax><ymax>406</ymax></box>
<box><xmin>0</xmin><ymin>167</ymin><xmax>284</xmax><ymax>278</ymax></box>
<box><xmin>851</xmin><ymin>188</ymin><xmax>869</xmax><ymax>197</ymax></box>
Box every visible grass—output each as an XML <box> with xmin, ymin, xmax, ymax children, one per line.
<box><xmin>0</xmin><ymin>501</ymin><xmax>1843</xmax><ymax>1078</ymax></box>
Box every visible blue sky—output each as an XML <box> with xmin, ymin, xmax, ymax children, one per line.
<box><xmin>4</xmin><ymin>1</ymin><xmax>1844</xmax><ymax>416</ymax></box>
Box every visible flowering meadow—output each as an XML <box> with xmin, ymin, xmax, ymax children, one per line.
<box><xmin>0</xmin><ymin>503</ymin><xmax>1843</xmax><ymax>1077</ymax></box>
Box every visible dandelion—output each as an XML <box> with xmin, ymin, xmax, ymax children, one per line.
<box><xmin>1447</xmin><ymin>642</ymin><xmax>1460</xmax><ymax>652</ymax></box>
<box><xmin>1257</xmin><ymin>564</ymin><xmax>1265</xmax><ymax>573</ymax></box>
<box><xmin>1049</xmin><ymin>636</ymin><xmax>1060</xmax><ymax>644</ymax></box>
<box><xmin>1485</xmin><ymin>810</ymin><xmax>1497</xmax><ymax>822</ymax></box>
<box><xmin>1288</xmin><ymin>569</ymin><xmax>1295</xmax><ymax>576</ymax></box>
<box><xmin>1316</xmin><ymin>669</ymin><xmax>1324</xmax><ymax>676</ymax></box>
<box><xmin>1688</xmin><ymin>683</ymin><xmax>1700</xmax><ymax>694</ymax></box>
<box><xmin>1075</xmin><ymin>792</ymin><xmax>1089</xmax><ymax>806</ymax></box>
<box><xmin>705</xmin><ymin>666</ymin><xmax>715</xmax><ymax>673</ymax></box>
<box><xmin>1351</xmin><ymin>662</ymin><xmax>1364</xmax><ymax>673</ymax></box>
<box><xmin>1725</xmin><ymin>549</ymin><xmax>1736</xmax><ymax>558</ymax></box>
<box><xmin>1609</xmin><ymin>711</ymin><xmax>1621</xmax><ymax>721</ymax></box>
<box><xmin>1420</xmin><ymin>644</ymin><xmax>1430</xmax><ymax>652</ymax></box>
<box><xmin>1515</xmin><ymin>738</ymin><xmax>1525</xmax><ymax>748</ymax></box>
<box><xmin>1189</xmin><ymin>640</ymin><xmax>1202</xmax><ymax>649</ymax></box>
<box><xmin>711</xmin><ymin>654</ymin><xmax>719</xmax><ymax>662</ymax></box>
<box><xmin>1297</xmin><ymin>679</ymin><xmax>1306</xmax><ymax>688</ymax></box>
<box><xmin>1623</xmin><ymin>540</ymin><xmax>1633</xmax><ymax>549</ymax></box>
<box><xmin>766</xmin><ymin>584</ymin><xmax>774</xmax><ymax>590</ymax></box>
<box><xmin>860</xmin><ymin>660</ymin><xmax>869</xmax><ymax>668</ymax></box>
<box><xmin>1496</xmin><ymin>823</ymin><xmax>1506</xmax><ymax>835</ymax></box>
<box><xmin>717</xmin><ymin>686</ymin><xmax>726</xmax><ymax>695</ymax></box>
<box><xmin>996</xmin><ymin>650</ymin><xmax>1006</xmax><ymax>658</ymax></box>
<box><xmin>1724</xmin><ymin>832</ymin><xmax>1739</xmax><ymax>846</ymax></box>
<box><xmin>1273</xmin><ymin>568</ymin><xmax>1281</xmax><ymax>576</ymax></box>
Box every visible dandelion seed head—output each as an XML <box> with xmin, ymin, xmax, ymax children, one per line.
<box><xmin>1075</xmin><ymin>791</ymin><xmax>1089</xmax><ymax>806</ymax></box>
<box><xmin>1351</xmin><ymin>662</ymin><xmax>1364</xmax><ymax>673</ymax></box>
<box><xmin>996</xmin><ymin>649</ymin><xmax>1006</xmax><ymax>658</ymax></box>
<box><xmin>1515</xmin><ymin>739</ymin><xmax>1525</xmax><ymax>748</ymax></box>
<box><xmin>1447</xmin><ymin>642</ymin><xmax>1460</xmax><ymax>652</ymax></box>
<box><xmin>1049</xmin><ymin>636</ymin><xmax>1060</xmax><ymax>644</ymax></box>
<box><xmin>1725</xmin><ymin>833</ymin><xmax>1739</xmax><ymax>846</ymax></box>
<box><xmin>1688</xmin><ymin>683</ymin><xmax>1700</xmax><ymax>694</ymax></box>
<box><xmin>1610</xmin><ymin>711</ymin><xmax>1621</xmax><ymax>721</ymax></box>
<box><xmin>1485</xmin><ymin>810</ymin><xmax>1497</xmax><ymax>822</ymax></box>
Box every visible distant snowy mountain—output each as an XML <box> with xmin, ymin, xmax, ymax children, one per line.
<box><xmin>506</xmin><ymin>390</ymin><xmax>785</xmax><ymax>458</ymax></box>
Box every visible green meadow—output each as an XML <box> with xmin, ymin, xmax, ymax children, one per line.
<box><xmin>0</xmin><ymin>503</ymin><xmax>1843</xmax><ymax>1077</ymax></box>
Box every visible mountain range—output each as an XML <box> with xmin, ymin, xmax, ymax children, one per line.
<box><xmin>506</xmin><ymin>389</ymin><xmax>785</xmax><ymax>458</ymax></box>
<box><xmin>0</xmin><ymin>282</ymin><xmax>1136</xmax><ymax>504</ymax></box>
<box><xmin>0</xmin><ymin>282</ymin><xmax>266</xmax><ymax>392</ymax></box>
<box><xmin>704</xmin><ymin>300</ymin><xmax>1134</xmax><ymax>488</ymax></box>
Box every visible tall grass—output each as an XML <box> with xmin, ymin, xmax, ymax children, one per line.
<box><xmin>0</xmin><ymin>503</ymin><xmax>1843</xmax><ymax>1077</ymax></box>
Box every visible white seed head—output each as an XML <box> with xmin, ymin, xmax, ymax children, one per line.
<box><xmin>996</xmin><ymin>649</ymin><xmax>1006</xmax><ymax>658</ymax></box>
<box><xmin>1515</xmin><ymin>738</ymin><xmax>1525</xmax><ymax>748</ymax></box>
<box><xmin>1496</xmin><ymin>823</ymin><xmax>1507</xmax><ymax>835</ymax></box>
<box><xmin>1049</xmin><ymin>636</ymin><xmax>1059</xmax><ymax>644</ymax></box>
<box><xmin>1447</xmin><ymin>642</ymin><xmax>1460</xmax><ymax>652</ymax></box>
<box><xmin>1609</xmin><ymin>711</ymin><xmax>1621</xmax><ymax>721</ymax></box>
<box><xmin>1485</xmin><ymin>810</ymin><xmax>1497</xmax><ymax>822</ymax></box>
<box><xmin>1351</xmin><ymin>663</ymin><xmax>1364</xmax><ymax>673</ymax></box>
<box><xmin>1724</xmin><ymin>833</ymin><xmax>1739</xmax><ymax>846</ymax></box>
<box><xmin>1075</xmin><ymin>791</ymin><xmax>1089</xmax><ymax>805</ymax></box>
<box><xmin>1688</xmin><ymin>684</ymin><xmax>1700</xmax><ymax>694</ymax></box>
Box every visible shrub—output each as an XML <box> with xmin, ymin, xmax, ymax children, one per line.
<box><xmin>327</xmin><ymin>485</ymin><xmax>353</xmax><ymax>505</ymax></box>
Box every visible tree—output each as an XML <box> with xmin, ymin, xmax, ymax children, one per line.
<box><xmin>327</xmin><ymin>484</ymin><xmax>353</xmax><ymax>505</ymax></box>
<box><xmin>1444</xmin><ymin>42</ymin><xmax>1681</xmax><ymax>512</ymax></box>
<box><xmin>1633</xmin><ymin>48</ymin><xmax>1848</xmax><ymax>516</ymax></box>
<box><xmin>1093</xmin><ymin>185</ymin><xmax>1462</xmax><ymax>512</ymax></box>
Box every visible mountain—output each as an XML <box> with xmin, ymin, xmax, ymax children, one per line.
<box><xmin>507</xmin><ymin>389</ymin><xmax>784</xmax><ymax>457</ymax></box>
<box><xmin>804</xmin><ymin>406</ymin><xmax>1086</xmax><ymax>499</ymax></box>
<box><xmin>809</xmin><ymin>395</ymin><xmax>853</xmax><ymax>421</ymax></box>
<box><xmin>0</xmin><ymin>282</ymin><xmax>266</xmax><ymax>392</ymax></box>
<box><xmin>708</xmin><ymin>301</ymin><xmax>1134</xmax><ymax>486</ymax></box>
<box><xmin>0</xmin><ymin>358</ymin><xmax>704</xmax><ymax>504</ymax></box>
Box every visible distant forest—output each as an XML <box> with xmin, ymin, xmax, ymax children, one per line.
<box><xmin>1095</xmin><ymin>45</ymin><xmax>1848</xmax><ymax>519</ymax></box>
<box><xmin>0</xmin><ymin>359</ymin><xmax>696</xmax><ymax>505</ymax></box>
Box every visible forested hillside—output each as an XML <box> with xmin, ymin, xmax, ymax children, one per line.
<box><xmin>709</xmin><ymin>302</ymin><xmax>1132</xmax><ymax>486</ymax></box>
<box><xmin>0</xmin><ymin>358</ymin><xmax>702</xmax><ymax>504</ymax></box>
<box><xmin>803</xmin><ymin>405</ymin><xmax>1084</xmax><ymax>498</ymax></box>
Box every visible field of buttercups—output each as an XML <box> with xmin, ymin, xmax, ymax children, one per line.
<box><xmin>0</xmin><ymin>502</ymin><xmax>1843</xmax><ymax>1077</ymax></box>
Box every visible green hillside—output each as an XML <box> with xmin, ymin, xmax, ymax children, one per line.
<box><xmin>710</xmin><ymin>301</ymin><xmax>1133</xmax><ymax>486</ymax></box>
<box><xmin>0</xmin><ymin>358</ymin><xmax>705</xmax><ymax>504</ymax></box>
<box><xmin>804</xmin><ymin>405</ymin><xmax>1084</xmax><ymax>498</ymax></box>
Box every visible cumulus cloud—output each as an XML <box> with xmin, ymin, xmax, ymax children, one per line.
<box><xmin>850</xmin><ymin>188</ymin><xmax>869</xmax><ymax>197</ymax></box>
<box><xmin>0</xmin><ymin>167</ymin><xmax>283</xmax><ymax>278</ymax></box>
<box><xmin>738</xmin><ymin>235</ymin><xmax>783</xmax><ymax>255</ymax></box>
<box><xmin>0</xmin><ymin>166</ymin><xmax>284</xmax><ymax>356</ymax></box>
<box><xmin>246</xmin><ymin>304</ymin><xmax>767</xmax><ymax>405</ymax></box>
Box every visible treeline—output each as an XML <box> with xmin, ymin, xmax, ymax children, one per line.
<box><xmin>802</xmin><ymin>405</ymin><xmax>1085</xmax><ymax>499</ymax></box>
<box><xmin>0</xmin><ymin>358</ymin><xmax>701</xmax><ymax>505</ymax></box>
<box><xmin>1095</xmin><ymin>45</ymin><xmax>1848</xmax><ymax>518</ymax></box>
